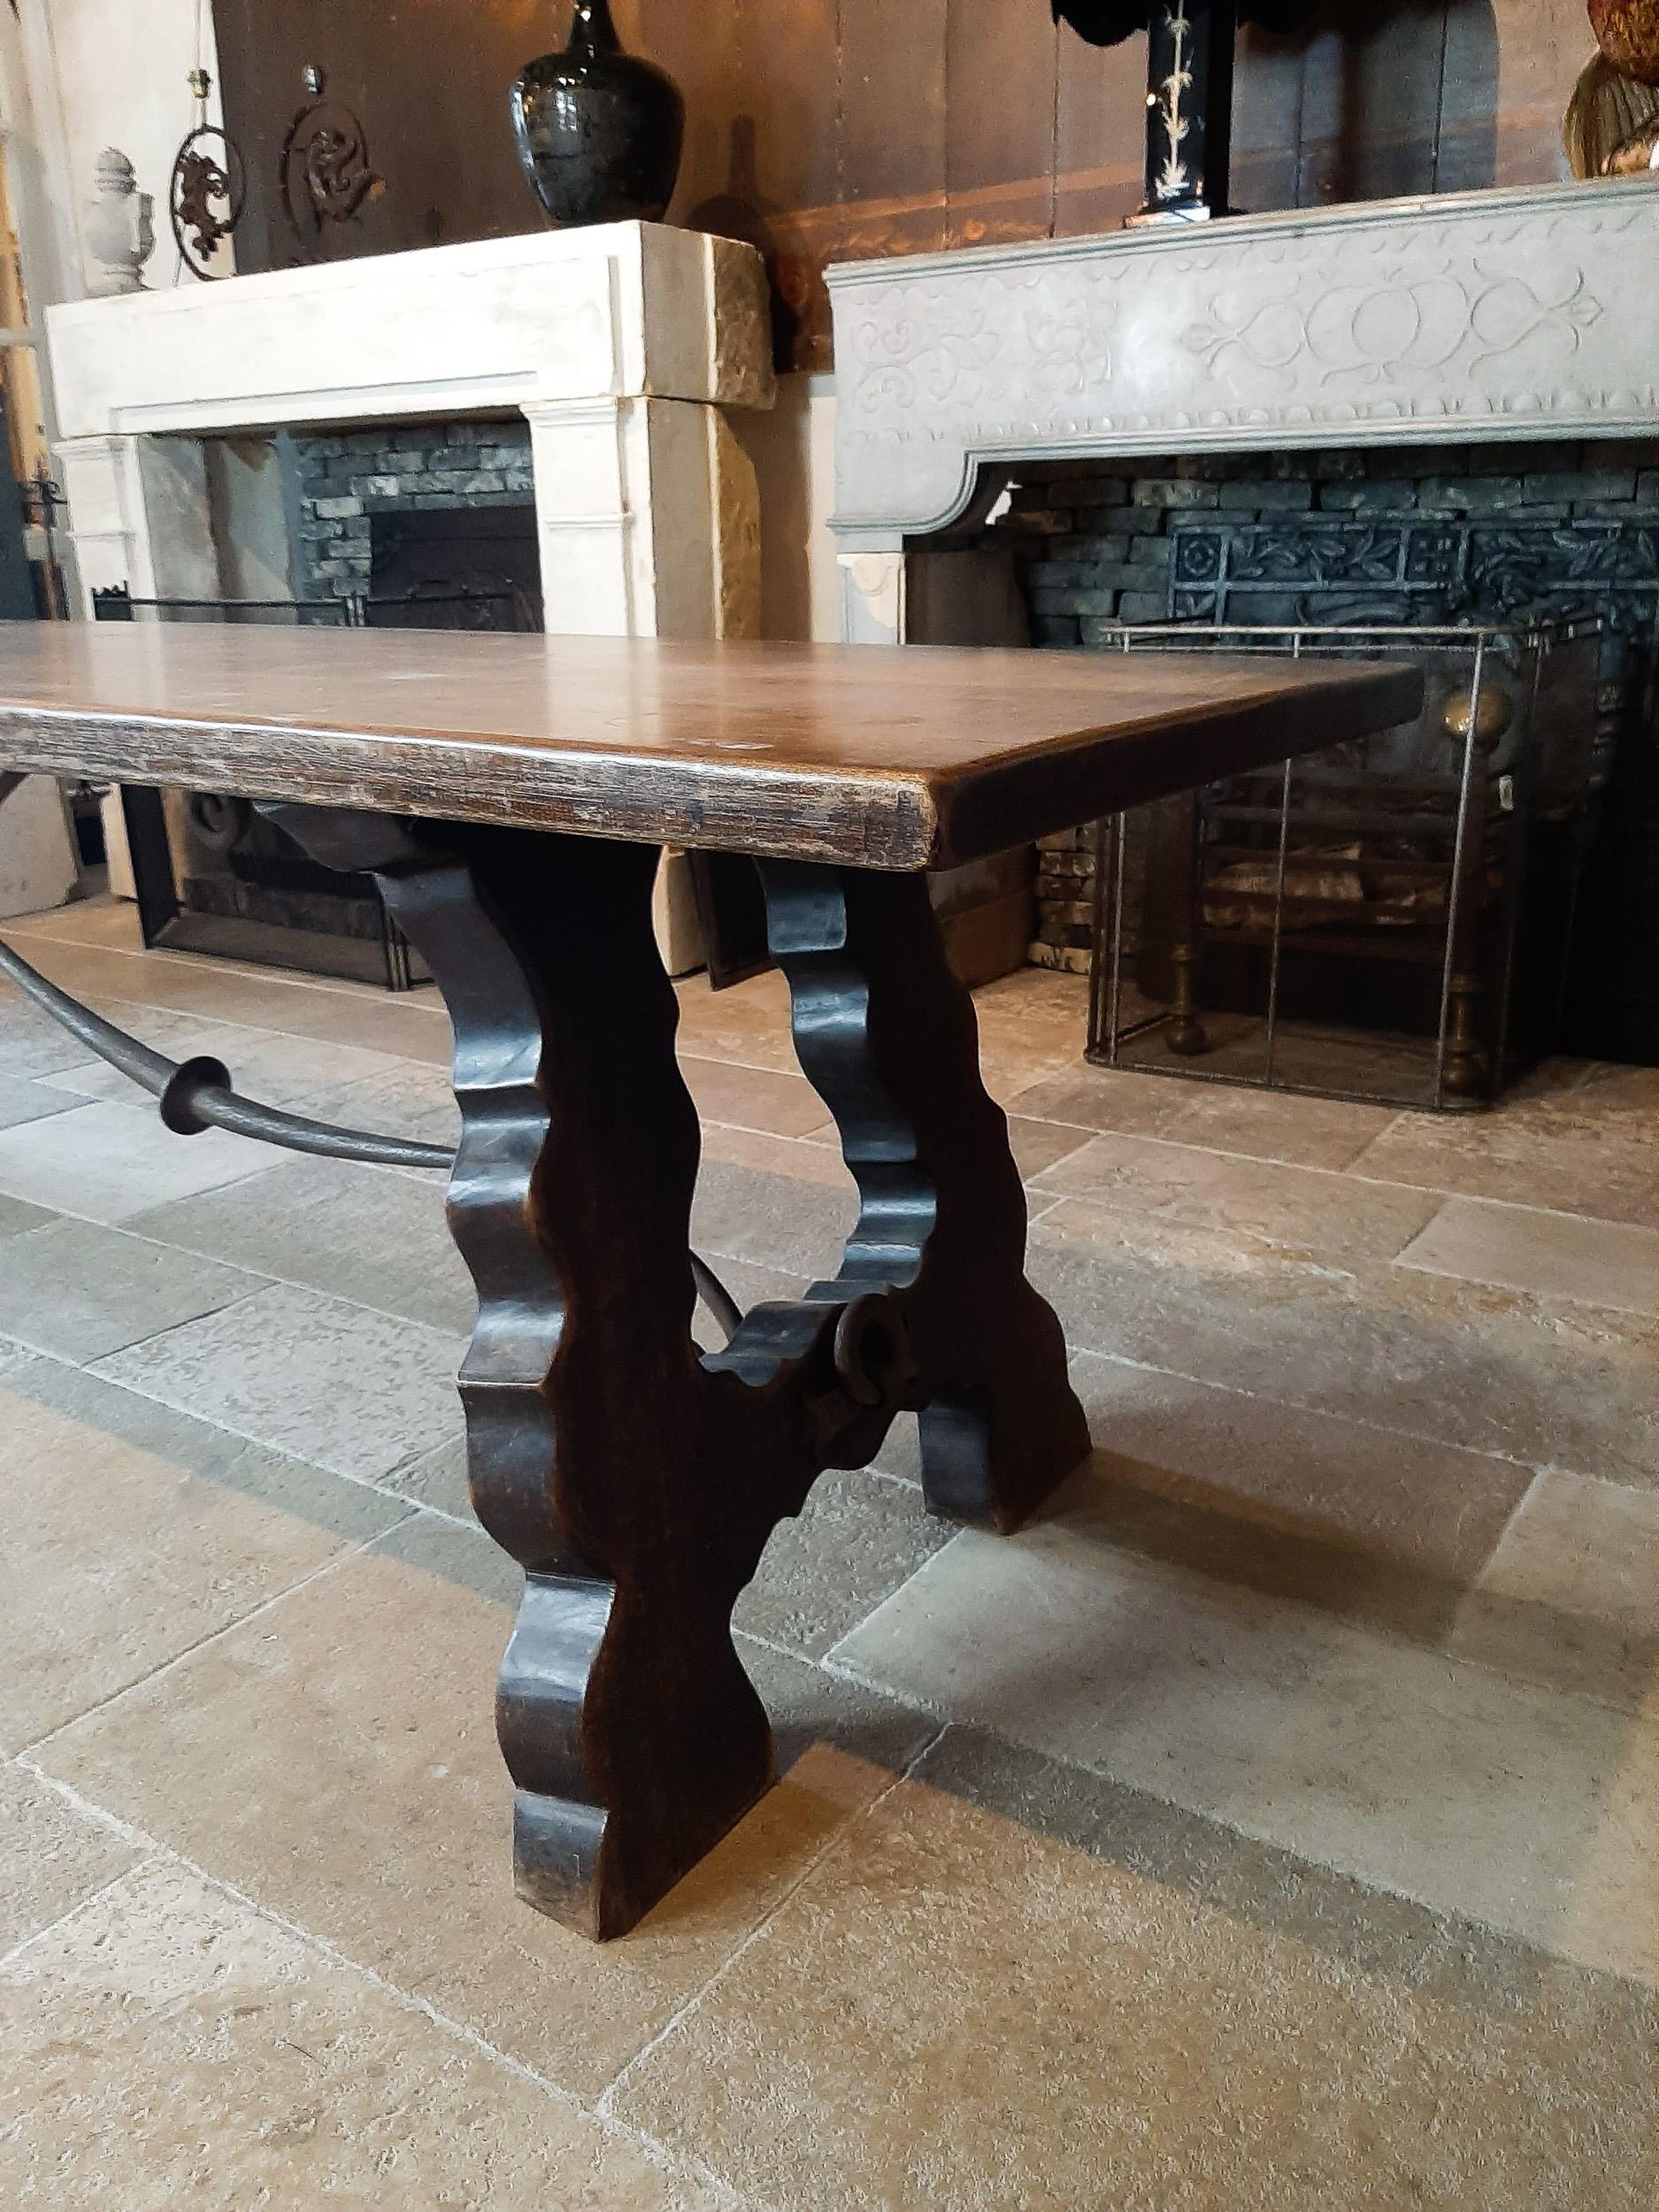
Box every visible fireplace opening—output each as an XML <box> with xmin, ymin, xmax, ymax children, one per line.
<box><xmin>366</xmin><ymin>505</ymin><xmax>542</xmax><ymax>632</ymax></box>
<box><xmin>958</xmin><ymin>442</ymin><xmax>1659</xmax><ymax>1089</ymax></box>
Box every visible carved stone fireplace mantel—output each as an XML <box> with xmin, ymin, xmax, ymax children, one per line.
<box><xmin>46</xmin><ymin>221</ymin><xmax>775</xmax><ymax>639</ymax></box>
<box><xmin>826</xmin><ymin>178</ymin><xmax>1659</xmax><ymax>641</ymax></box>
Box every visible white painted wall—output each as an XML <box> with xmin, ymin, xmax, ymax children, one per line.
<box><xmin>19</xmin><ymin>0</ymin><xmax>228</xmax><ymax>296</ymax></box>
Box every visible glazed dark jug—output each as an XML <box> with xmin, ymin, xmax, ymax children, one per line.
<box><xmin>511</xmin><ymin>0</ymin><xmax>685</xmax><ymax>227</ymax></box>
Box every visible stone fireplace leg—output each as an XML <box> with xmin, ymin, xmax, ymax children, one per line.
<box><xmin>254</xmin><ymin>809</ymin><xmax>1088</xmax><ymax>1938</ymax></box>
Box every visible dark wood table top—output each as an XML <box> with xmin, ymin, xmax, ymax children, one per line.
<box><xmin>0</xmin><ymin>620</ymin><xmax>1422</xmax><ymax>868</ymax></box>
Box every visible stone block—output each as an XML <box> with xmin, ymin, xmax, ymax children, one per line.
<box><xmin>1116</xmin><ymin>505</ymin><xmax>1168</xmax><ymax>536</ymax></box>
<box><xmin>1419</xmin><ymin>477</ymin><xmax>1530</xmax><ymax>512</ymax></box>
<box><xmin>1131</xmin><ymin>480</ymin><xmax>1220</xmax><ymax>510</ymax></box>
<box><xmin>1385</xmin><ymin>444</ymin><xmax>1468</xmax><ymax>477</ymax></box>
<box><xmin>1528</xmin><ymin>471</ymin><xmax>1636</xmax><ymax>505</ymax></box>
<box><xmin>1319</xmin><ymin>482</ymin><xmax>1418</xmax><ymax>511</ymax></box>
<box><xmin>1033</xmin><ymin>586</ymin><xmax>1121</xmax><ymax>616</ymax></box>
<box><xmin>1220</xmin><ymin>480</ymin><xmax>1313</xmax><ymax>511</ymax></box>
<box><xmin>1077</xmin><ymin>534</ymin><xmax>1130</xmax><ymax>566</ymax></box>
<box><xmin>1468</xmin><ymin>439</ymin><xmax>1577</xmax><ymax>475</ymax></box>
<box><xmin>356</xmin><ymin>475</ymin><xmax>402</xmax><ymax>500</ymax></box>
<box><xmin>1129</xmin><ymin>536</ymin><xmax>1175</xmax><ymax>568</ymax></box>
<box><xmin>311</xmin><ymin>495</ymin><xmax>364</xmax><ymax>521</ymax></box>
<box><xmin>1309</xmin><ymin>451</ymin><xmax>1366</xmax><ymax>482</ymax></box>
<box><xmin>1117</xmin><ymin>591</ymin><xmax>1171</xmax><ymax>621</ymax></box>
<box><xmin>1043</xmin><ymin>474</ymin><xmax>1129</xmax><ymax>508</ymax></box>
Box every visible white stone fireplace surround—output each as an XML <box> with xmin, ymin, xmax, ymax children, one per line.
<box><xmin>46</xmin><ymin>220</ymin><xmax>775</xmax><ymax>638</ymax></box>
<box><xmin>826</xmin><ymin>178</ymin><xmax>1659</xmax><ymax>644</ymax></box>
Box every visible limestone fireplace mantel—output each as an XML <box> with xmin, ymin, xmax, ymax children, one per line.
<box><xmin>826</xmin><ymin>178</ymin><xmax>1659</xmax><ymax>643</ymax></box>
<box><xmin>46</xmin><ymin>221</ymin><xmax>775</xmax><ymax>640</ymax></box>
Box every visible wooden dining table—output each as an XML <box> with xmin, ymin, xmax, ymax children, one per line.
<box><xmin>0</xmin><ymin>619</ymin><xmax>1420</xmax><ymax>1938</ymax></box>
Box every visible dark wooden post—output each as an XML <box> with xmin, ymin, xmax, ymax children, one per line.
<box><xmin>1132</xmin><ymin>1</ymin><xmax>1238</xmax><ymax>225</ymax></box>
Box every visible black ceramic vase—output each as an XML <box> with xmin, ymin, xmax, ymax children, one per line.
<box><xmin>511</xmin><ymin>0</ymin><xmax>685</xmax><ymax>227</ymax></box>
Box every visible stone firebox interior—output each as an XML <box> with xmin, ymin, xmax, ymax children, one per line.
<box><xmin>290</xmin><ymin>421</ymin><xmax>540</xmax><ymax>622</ymax></box>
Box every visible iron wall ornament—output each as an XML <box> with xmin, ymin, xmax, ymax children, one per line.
<box><xmin>169</xmin><ymin>69</ymin><xmax>244</xmax><ymax>280</ymax></box>
<box><xmin>511</xmin><ymin>0</ymin><xmax>685</xmax><ymax>227</ymax></box>
<box><xmin>1590</xmin><ymin>0</ymin><xmax>1659</xmax><ymax>83</ymax></box>
<box><xmin>280</xmin><ymin>65</ymin><xmax>384</xmax><ymax>261</ymax></box>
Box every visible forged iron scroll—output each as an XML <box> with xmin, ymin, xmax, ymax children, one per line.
<box><xmin>170</xmin><ymin>125</ymin><xmax>245</xmax><ymax>279</ymax></box>
<box><xmin>280</xmin><ymin>70</ymin><xmax>383</xmax><ymax>260</ymax></box>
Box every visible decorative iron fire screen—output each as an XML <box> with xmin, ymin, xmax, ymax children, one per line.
<box><xmin>1087</xmin><ymin>620</ymin><xmax>1605</xmax><ymax>1113</ymax></box>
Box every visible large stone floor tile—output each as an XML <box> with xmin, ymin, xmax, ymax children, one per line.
<box><xmin>832</xmin><ymin>1520</ymin><xmax>1659</xmax><ymax>1976</ymax></box>
<box><xmin>1398</xmin><ymin>1194</ymin><xmax>1659</xmax><ymax>1318</ymax></box>
<box><xmin>1344</xmin><ymin>1100</ymin><xmax>1659</xmax><ymax>1226</ymax></box>
<box><xmin>734</xmin><ymin>1466</ymin><xmax>954</xmax><ymax>1660</ymax></box>
<box><xmin>1450</xmin><ymin>1472</ymin><xmax>1659</xmax><ymax>1711</ymax></box>
<box><xmin>41</xmin><ymin>1008</ymin><xmax>410</xmax><ymax>1115</ymax></box>
<box><xmin>315</xmin><ymin>1055</ymin><xmax>461</xmax><ymax>1146</ymax></box>
<box><xmin>0</xmin><ymin>1217</ymin><xmax>265</xmax><ymax>1363</ymax></box>
<box><xmin>128</xmin><ymin>1154</ymin><xmax>472</xmax><ymax>1335</ymax></box>
<box><xmin>698</xmin><ymin>1120</ymin><xmax>854</xmax><ymax>1191</ymax></box>
<box><xmin>92</xmin><ymin>1279</ymin><xmax>465</xmax><ymax>1483</ymax></box>
<box><xmin>0</xmin><ymin>1191</ymin><xmax>52</xmax><ymax>1242</ymax></box>
<box><xmin>36</xmin><ymin>1514</ymin><xmax>934</xmax><ymax>2098</ymax></box>
<box><xmin>1068</xmin><ymin>1350</ymin><xmax>1532</xmax><ymax>1643</ymax></box>
<box><xmin>1011</xmin><ymin>1065</ymin><xmax>1402</xmax><ymax>1172</ymax></box>
<box><xmin>680</xmin><ymin>1051</ymin><xmax>831</xmax><ymax>1139</ymax></box>
<box><xmin>0</xmin><ymin>980</ymin><xmax>88</xmax><ymax>1080</ymax></box>
<box><xmin>968</xmin><ymin>966</ymin><xmax>1089</xmax><ymax>1079</ymax></box>
<box><xmin>672</xmin><ymin>969</ymin><xmax>797</xmax><ymax>1072</ymax></box>
<box><xmin>4</xmin><ymin>931</ymin><xmax>454</xmax><ymax>1065</ymax></box>
<box><xmin>0</xmin><ymin>1764</ymin><xmax>141</xmax><ymax>1956</ymax></box>
<box><xmin>692</xmin><ymin>1156</ymin><xmax>858</xmax><ymax>1276</ymax></box>
<box><xmin>1162</xmin><ymin>1079</ymin><xmax>1402</xmax><ymax>1169</ymax></box>
<box><xmin>0</xmin><ymin>1860</ymin><xmax>722</xmax><ymax>2211</ymax></box>
<box><xmin>611</xmin><ymin>1732</ymin><xmax>1659</xmax><ymax>2212</ymax></box>
<box><xmin>0</xmin><ymin>1349</ymin><xmax>401</xmax><ymax>1751</ymax></box>
<box><xmin>1002</xmin><ymin>1114</ymin><xmax>1092</xmax><ymax>1179</ymax></box>
<box><xmin>0</xmin><ymin>1100</ymin><xmax>269</xmax><ymax>1225</ymax></box>
<box><xmin>0</xmin><ymin>893</ymin><xmax>142</xmax><ymax>949</ymax></box>
<box><xmin>1033</xmin><ymin>1130</ymin><xmax>1440</xmax><ymax>1263</ymax></box>
<box><xmin>1029</xmin><ymin>1197</ymin><xmax>1659</xmax><ymax>1485</ymax></box>
<box><xmin>0</xmin><ymin>1073</ymin><xmax>81</xmax><ymax>1133</ymax></box>
<box><xmin>998</xmin><ymin>1063</ymin><xmax>1199</xmax><ymax>1138</ymax></box>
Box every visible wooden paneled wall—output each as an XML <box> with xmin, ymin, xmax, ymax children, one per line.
<box><xmin>213</xmin><ymin>0</ymin><xmax>1593</xmax><ymax>371</ymax></box>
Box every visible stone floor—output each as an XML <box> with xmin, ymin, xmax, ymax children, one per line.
<box><xmin>3</xmin><ymin>895</ymin><xmax>1658</xmax><ymax>2209</ymax></box>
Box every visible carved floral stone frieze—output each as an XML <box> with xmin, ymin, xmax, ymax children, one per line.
<box><xmin>827</xmin><ymin>180</ymin><xmax>1659</xmax><ymax>545</ymax></box>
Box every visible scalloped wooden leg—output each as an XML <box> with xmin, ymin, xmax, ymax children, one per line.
<box><xmin>758</xmin><ymin>863</ymin><xmax>1091</xmax><ymax>1534</ymax></box>
<box><xmin>267</xmin><ymin>809</ymin><xmax>772</xmax><ymax>1940</ymax></box>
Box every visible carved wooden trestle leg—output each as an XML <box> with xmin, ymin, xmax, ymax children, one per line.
<box><xmin>265</xmin><ymin>809</ymin><xmax>1089</xmax><ymax>1939</ymax></box>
